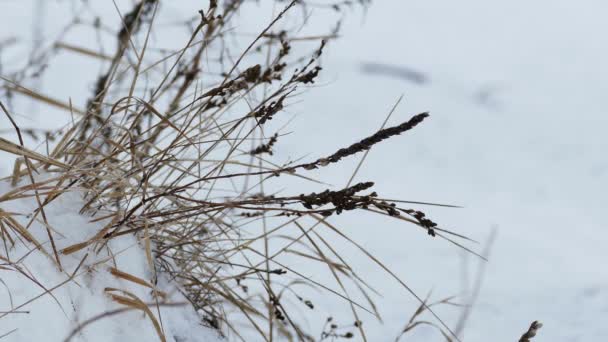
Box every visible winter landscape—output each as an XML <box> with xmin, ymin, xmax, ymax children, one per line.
<box><xmin>0</xmin><ymin>1</ymin><xmax>606</xmax><ymax>341</ymax></box>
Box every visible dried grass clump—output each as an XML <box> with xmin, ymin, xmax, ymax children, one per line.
<box><xmin>0</xmin><ymin>0</ymin><xmax>479</xmax><ymax>341</ymax></box>
<box><xmin>518</xmin><ymin>321</ymin><xmax>543</xmax><ymax>342</ymax></box>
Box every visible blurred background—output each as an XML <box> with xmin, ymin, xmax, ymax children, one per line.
<box><xmin>1</xmin><ymin>1</ymin><xmax>607</xmax><ymax>341</ymax></box>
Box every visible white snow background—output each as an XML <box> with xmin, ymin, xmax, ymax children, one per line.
<box><xmin>1</xmin><ymin>1</ymin><xmax>607</xmax><ymax>341</ymax></box>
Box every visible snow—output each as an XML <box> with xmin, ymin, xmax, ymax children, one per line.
<box><xmin>0</xmin><ymin>177</ymin><xmax>219</xmax><ymax>341</ymax></box>
<box><xmin>277</xmin><ymin>1</ymin><xmax>608</xmax><ymax>340</ymax></box>
<box><xmin>1</xmin><ymin>1</ymin><xmax>607</xmax><ymax>341</ymax></box>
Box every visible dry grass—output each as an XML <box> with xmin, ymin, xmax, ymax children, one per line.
<box><xmin>0</xmin><ymin>1</ymin><xmax>489</xmax><ymax>341</ymax></box>
<box><xmin>518</xmin><ymin>321</ymin><xmax>543</xmax><ymax>342</ymax></box>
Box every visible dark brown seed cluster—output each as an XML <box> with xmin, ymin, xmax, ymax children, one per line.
<box><xmin>255</xmin><ymin>95</ymin><xmax>287</xmax><ymax>125</ymax></box>
<box><xmin>293</xmin><ymin>66</ymin><xmax>322</xmax><ymax>84</ymax></box>
<box><xmin>320</xmin><ymin>317</ymin><xmax>356</xmax><ymax>340</ymax></box>
<box><xmin>238</xmin><ymin>211</ymin><xmax>264</xmax><ymax>217</ymax></box>
<box><xmin>288</xmin><ymin>39</ymin><xmax>325</xmax><ymax>86</ymax></box>
<box><xmin>119</xmin><ymin>0</ymin><xmax>158</xmax><ymax>45</ymax></box>
<box><xmin>299</xmin><ymin>182</ymin><xmax>375</xmax><ymax>215</ymax></box>
<box><xmin>271</xmin><ymin>297</ymin><xmax>286</xmax><ymax>322</ymax></box>
<box><xmin>250</xmin><ymin>133</ymin><xmax>278</xmax><ymax>156</ymax></box>
<box><xmin>244</xmin><ymin>34</ymin><xmax>290</xmax><ymax>84</ymax></box>
<box><xmin>241</xmin><ymin>64</ymin><xmax>262</xmax><ymax>83</ymax></box>
<box><xmin>235</xmin><ymin>277</ymin><xmax>248</xmax><ymax>293</ymax></box>
<box><xmin>323</xmin><ymin>112</ymin><xmax>428</xmax><ymax>165</ymax></box>
<box><xmin>279</xmin><ymin>36</ymin><xmax>291</xmax><ymax>57</ymax></box>
<box><xmin>269</xmin><ymin>268</ymin><xmax>287</xmax><ymax>275</ymax></box>
<box><xmin>403</xmin><ymin>209</ymin><xmax>438</xmax><ymax>236</ymax></box>
<box><xmin>260</xmin><ymin>62</ymin><xmax>287</xmax><ymax>83</ymax></box>
<box><xmin>519</xmin><ymin>321</ymin><xmax>543</xmax><ymax>342</ymax></box>
<box><xmin>372</xmin><ymin>200</ymin><xmax>401</xmax><ymax>217</ymax></box>
<box><xmin>301</xmin><ymin>113</ymin><xmax>429</xmax><ymax>170</ymax></box>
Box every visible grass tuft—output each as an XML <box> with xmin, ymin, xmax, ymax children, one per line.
<box><xmin>0</xmin><ymin>1</ymin><xmax>489</xmax><ymax>341</ymax></box>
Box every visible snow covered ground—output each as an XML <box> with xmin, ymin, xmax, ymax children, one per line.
<box><xmin>1</xmin><ymin>1</ymin><xmax>607</xmax><ymax>341</ymax></box>
<box><xmin>288</xmin><ymin>1</ymin><xmax>608</xmax><ymax>341</ymax></box>
<box><xmin>0</xmin><ymin>177</ymin><xmax>219</xmax><ymax>341</ymax></box>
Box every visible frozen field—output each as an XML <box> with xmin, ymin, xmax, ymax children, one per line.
<box><xmin>1</xmin><ymin>1</ymin><xmax>607</xmax><ymax>341</ymax></box>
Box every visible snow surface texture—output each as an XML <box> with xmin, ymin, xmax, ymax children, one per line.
<box><xmin>0</xmin><ymin>1</ymin><xmax>607</xmax><ymax>341</ymax></box>
<box><xmin>0</xmin><ymin>178</ymin><xmax>218</xmax><ymax>341</ymax></box>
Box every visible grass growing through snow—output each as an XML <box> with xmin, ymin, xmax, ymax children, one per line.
<box><xmin>0</xmin><ymin>1</ymin><xmax>487</xmax><ymax>341</ymax></box>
